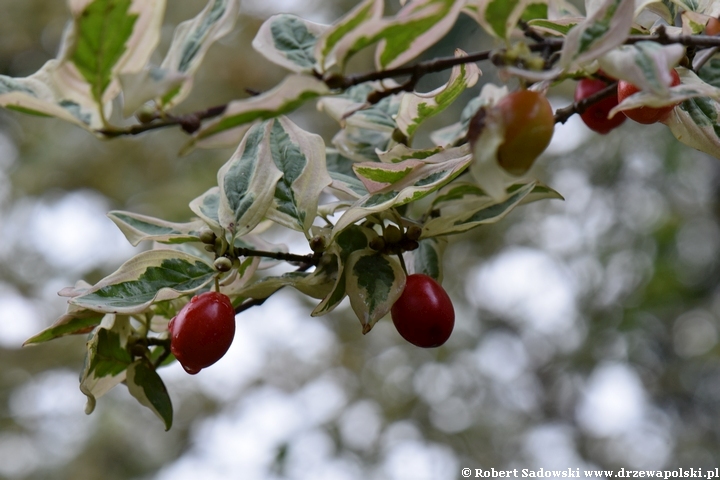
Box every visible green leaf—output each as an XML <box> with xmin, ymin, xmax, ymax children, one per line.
<box><xmin>71</xmin><ymin>250</ymin><xmax>215</xmax><ymax>313</ymax></box>
<box><xmin>526</xmin><ymin>18</ymin><xmax>580</xmax><ymax>36</ymax></box>
<box><xmin>217</xmin><ymin>121</ymin><xmax>284</xmax><ymax>239</ymax></box>
<box><xmin>252</xmin><ymin>14</ymin><xmax>326</xmax><ymax>73</ymax></box>
<box><xmin>699</xmin><ymin>59</ymin><xmax>720</xmax><ymax>89</ymax></box>
<box><xmin>70</xmin><ymin>0</ymin><xmax>139</xmax><ymax>103</ymax></box>
<box><xmin>265</xmin><ymin>118</ymin><xmax>332</xmax><ymax>235</ymax></box>
<box><xmin>108</xmin><ymin>211</ymin><xmax>207</xmax><ymax>246</ymax></box>
<box><xmin>88</xmin><ymin>328</ymin><xmax>133</xmax><ymax>377</ymax></box>
<box><xmin>396</xmin><ymin>49</ymin><xmax>481</xmax><ymax>138</ymax></box>
<box><xmin>345</xmin><ymin>250</ymin><xmax>405</xmax><ymax>333</ymax></box>
<box><xmin>189</xmin><ymin>75</ymin><xmax>330</xmax><ymax>150</ymax></box>
<box><xmin>126</xmin><ymin>360</ymin><xmax>173</xmax><ymax>430</ymax></box>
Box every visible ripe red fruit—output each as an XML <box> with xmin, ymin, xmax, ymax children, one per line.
<box><xmin>574</xmin><ymin>77</ymin><xmax>626</xmax><ymax>134</ymax></box>
<box><xmin>168</xmin><ymin>291</ymin><xmax>236</xmax><ymax>374</ymax></box>
<box><xmin>494</xmin><ymin>90</ymin><xmax>555</xmax><ymax>176</ymax></box>
<box><xmin>391</xmin><ymin>274</ymin><xmax>455</xmax><ymax>348</ymax></box>
<box><xmin>706</xmin><ymin>17</ymin><xmax>720</xmax><ymax>36</ymax></box>
<box><xmin>617</xmin><ymin>68</ymin><xmax>681</xmax><ymax>124</ymax></box>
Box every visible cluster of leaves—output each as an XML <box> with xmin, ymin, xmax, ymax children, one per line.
<box><xmin>6</xmin><ymin>0</ymin><xmax>720</xmax><ymax>429</ymax></box>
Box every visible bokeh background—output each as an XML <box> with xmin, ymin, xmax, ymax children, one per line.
<box><xmin>2</xmin><ymin>1</ymin><xmax>720</xmax><ymax>479</ymax></box>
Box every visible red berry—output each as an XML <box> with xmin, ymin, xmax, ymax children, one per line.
<box><xmin>706</xmin><ymin>17</ymin><xmax>720</xmax><ymax>36</ymax></box>
<box><xmin>168</xmin><ymin>291</ymin><xmax>236</xmax><ymax>374</ymax></box>
<box><xmin>574</xmin><ymin>77</ymin><xmax>626</xmax><ymax>134</ymax></box>
<box><xmin>391</xmin><ymin>274</ymin><xmax>455</xmax><ymax>348</ymax></box>
<box><xmin>617</xmin><ymin>68</ymin><xmax>681</xmax><ymax>124</ymax></box>
<box><xmin>494</xmin><ymin>90</ymin><xmax>555</xmax><ymax>176</ymax></box>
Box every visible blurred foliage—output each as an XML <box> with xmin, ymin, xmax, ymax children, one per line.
<box><xmin>3</xmin><ymin>1</ymin><xmax>720</xmax><ymax>479</ymax></box>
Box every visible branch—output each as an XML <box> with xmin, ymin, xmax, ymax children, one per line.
<box><xmin>554</xmin><ymin>81</ymin><xmax>618</xmax><ymax>124</ymax></box>
<box><xmin>233</xmin><ymin>263</ymin><xmax>314</xmax><ymax>315</ymax></box>
<box><xmin>234</xmin><ymin>247</ymin><xmax>320</xmax><ymax>266</ymax></box>
<box><xmin>97</xmin><ymin>104</ymin><xmax>227</xmax><ymax>138</ymax></box>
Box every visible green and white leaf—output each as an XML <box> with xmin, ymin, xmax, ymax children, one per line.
<box><xmin>217</xmin><ymin>121</ymin><xmax>284</xmax><ymax>239</ymax></box>
<box><xmin>325</xmin><ymin>93</ymin><xmax>402</xmax><ymax>163</ymax></box>
<box><xmin>80</xmin><ymin>315</ymin><xmax>132</xmax><ymax>414</ymax></box>
<box><xmin>670</xmin><ymin>0</ymin><xmax>720</xmax><ymax>15</ymax></box>
<box><xmin>408</xmin><ymin>237</ymin><xmax>447</xmax><ymax>282</ymax></box>
<box><xmin>665</xmin><ymin>93</ymin><xmax>720</xmax><ymax>160</ymax></box>
<box><xmin>120</xmin><ymin>0</ymin><xmax>239</xmax><ymax>114</ymax></box>
<box><xmin>314</xmin><ymin>0</ymin><xmax>383</xmax><ymax>71</ymax></box>
<box><xmin>0</xmin><ymin>61</ymin><xmax>104</xmax><ymax>130</ymax></box>
<box><xmin>313</xmin><ymin>225</ymin><xmax>375</xmax><ymax>316</ymax></box>
<box><xmin>353</xmin><ymin>159</ymin><xmax>425</xmax><ymax>193</ymax></box>
<box><xmin>253</xmin><ymin>14</ymin><xmax>327</xmax><ymax>73</ymax></box>
<box><xmin>189</xmin><ymin>186</ymin><xmax>222</xmax><ymax>233</ymax></box>
<box><xmin>23</xmin><ymin>307</ymin><xmax>103</xmax><ymax>346</ymax></box>
<box><xmin>264</xmin><ymin>118</ymin><xmax>332</xmax><ymax>236</ymax></box>
<box><xmin>71</xmin><ymin>250</ymin><xmax>215</xmax><ymax>313</ymax></box>
<box><xmin>396</xmin><ymin>49</ymin><xmax>481</xmax><ymax>138</ymax></box>
<box><xmin>234</xmin><ymin>268</ymin><xmax>333</xmax><ymax>301</ymax></box>
<box><xmin>64</xmin><ymin>0</ymin><xmax>166</xmax><ymax>106</ymax></box>
<box><xmin>159</xmin><ymin>0</ymin><xmax>238</xmax><ymax>107</ymax></box>
<box><xmin>422</xmin><ymin>181</ymin><xmax>562</xmax><ymax>237</ymax></box>
<box><xmin>126</xmin><ymin>360</ymin><xmax>173</xmax><ymax>430</ymax></box>
<box><xmin>189</xmin><ymin>75</ymin><xmax>330</xmax><ymax>150</ymax></box>
<box><xmin>377</xmin><ymin>144</ymin><xmax>444</xmax><ymax>164</ymax></box>
<box><xmin>471</xmin><ymin>0</ymin><xmax>548</xmax><ymax>39</ymax></box>
<box><xmin>330</xmin><ymin>0</ymin><xmax>466</xmax><ymax>70</ymax></box>
<box><xmin>598</xmin><ymin>42</ymin><xmax>685</xmax><ymax>96</ymax></box>
<box><xmin>332</xmin><ymin>146</ymin><xmax>473</xmax><ymax>235</ymax></box>
<box><xmin>526</xmin><ymin>17</ymin><xmax>581</xmax><ymax>36</ymax></box>
<box><xmin>345</xmin><ymin>250</ymin><xmax>405</xmax><ymax>333</ymax></box>
<box><xmin>430</xmin><ymin>83</ymin><xmax>506</xmax><ymax>147</ymax></box>
<box><xmin>610</xmin><ymin>67</ymin><xmax>720</xmax><ymax>118</ymax></box>
<box><xmin>558</xmin><ymin>0</ymin><xmax>634</xmax><ymax>71</ymax></box>
<box><xmin>108</xmin><ymin>211</ymin><xmax>208</xmax><ymax>246</ymax></box>
<box><xmin>326</xmin><ymin>150</ymin><xmax>369</xmax><ymax>200</ymax></box>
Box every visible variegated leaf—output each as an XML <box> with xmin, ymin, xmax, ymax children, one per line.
<box><xmin>331</xmin><ymin>0</ymin><xmax>466</xmax><ymax>70</ymax></box>
<box><xmin>189</xmin><ymin>186</ymin><xmax>222</xmax><ymax>232</ymax></box>
<box><xmin>188</xmin><ymin>74</ymin><xmax>330</xmax><ymax>150</ymax></box>
<box><xmin>253</xmin><ymin>14</ymin><xmax>327</xmax><ymax>73</ymax></box>
<box><xmin>610</xmin><ymin>68</ymin><xmax>720</xmax><ymax>118</ymax></box>
<box><xmin>80</xmin><ymin>315</ymin><xmax>132</xmax><ymax>414</ymax></box>
<box><xmin>126</xmin><ymin>360</ymin><xmax>173</xmax><ymax>430</ymax></box>
<box><xmin>108</xmin><ymin>211</ymin><xmax>207</xmax><ymax>246</ymax></box>
<box><xmin>558</xmin><ymin>0</ymin><xmax>634</xmax><ymax>71</ymax></box>
<box><xmin>264</xmin><ymin>118</ymin><xmax>332</xmax><ymax>236</ymax></box>
<box><xmin>327</xmin><ymin>150</ymin><xmax>369</xmax><ymax>200</ymax></box>
<box><xmin>217</xmin><ymin>121</ymin><xmax>283</xmax><ymax>239</ymax></box>
<box><xmin>70</xmin><ymin>250</ymin><xmax>215</xmax><ymax>313</ymax></box>
<box><xmin>345</xmin><ymin>250</ymin><xmax>405</xmax><ymax>333</ymax></box>
<box><xmin>408</xmin><ymin>237</ymin><xmax>447</xmax><ymax>282</ymax></box>
<box><xmin>598</xmin><ymin>42</ymin><xmax>685</xmax><ymax>96</ymax></box>
<box><xmin>65</xmin><ymin>0</ymin><xmax>166</xmax><ymax>106</ymax></box>
<box><xmin>23</xmin><ymin>307</ymin><xmax>103</xmax><ymax>346</ymax></box>
<box><xmin>315</xmin><ymin>0</ymin><xmax>383</xmax><ymax>71</ymax></box>
<box><xmin>332</xmin><ymin>146</ymin><xmax>473</xmax><ymax>235</ymax></box>
<box><xmin>665</xmin><ymin>94</ymin><xmax>720</xmax><ymax>160</ymax></box>
<box><xmin>471</xmin><ymin>0</ymin><xmax>548</xmax><ymax>39</ymax></box>
<box><xmin>120</xmin><ymin>0</ymin><xmax>239</xmax><ymax>114</ymax></box>
<box><xmin>396</xmin><ymin>49</ymin><xmax>481</xmax><ymax>138</ymax></box>
<box><xmin>313</xmin><ymin>225</ymin><xmax>375</xmax><ymax>316</ymax></box>
<box><xmin>422</xmin><ymin>181</ymin><xmax>562</xmax><ymax>237</ymax></box>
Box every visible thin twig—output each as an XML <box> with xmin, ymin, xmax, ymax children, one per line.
<box><xmin>554</xmin><ymin>81</ymin><xmax>618</xmax><ymax>124</ymax></box>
